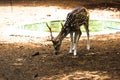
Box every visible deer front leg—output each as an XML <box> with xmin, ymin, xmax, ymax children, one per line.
<box><xmin>69</xmin><ymin>32</ymin><xmax>74</xmax><ymax>53</ymax></box>
<box><xmin>73</xmin><ymin>30</ymin><xmax>81</xmax><ymax>56</ymax></box>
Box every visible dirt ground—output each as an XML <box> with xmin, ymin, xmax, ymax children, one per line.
<box><xmin>0</xmin><ymin>1</ymin><xmax>120</xmax><ymax>80</ymax></box>
<box><xmin>0</xmin><ymin>33</ymin><xmax>120</xmax><ymax>80</ymax></box>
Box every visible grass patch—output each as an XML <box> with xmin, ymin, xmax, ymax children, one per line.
<box><xmin>18</xmin><ymin>20</ymin><xmax>120</xmax><ymax>32</ymax></box>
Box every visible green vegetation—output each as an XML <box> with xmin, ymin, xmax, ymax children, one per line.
<box><xmin>18</xmin><ymin>20</ymin><xmax>120</xmax><ymax>32</ymax></box>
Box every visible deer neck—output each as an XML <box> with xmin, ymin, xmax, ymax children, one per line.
<box><xmin>54</xmin><ymin>29</ymin><xmax>69</xmax><ymax>43</ymax></box>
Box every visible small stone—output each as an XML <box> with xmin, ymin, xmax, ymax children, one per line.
<box><xmin>32</xmin><ymin>52</ymin><xmax>40</xmax><ymax>57</ymax></box>
<box><xmin>34</xmin><ymin>73</ymin><xmax>38</xmax><ymax>78</ymax></box>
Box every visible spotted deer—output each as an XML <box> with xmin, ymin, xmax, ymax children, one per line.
<box><xmin>47</xmin><ymin>7</ymin><xmax>90</xmax><ymax>56</ymax></box>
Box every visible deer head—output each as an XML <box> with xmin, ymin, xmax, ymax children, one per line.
<box><xmin>46</xmin><ymin>23</ymin><xmax>64</xmax><ymax>55</ymax></box>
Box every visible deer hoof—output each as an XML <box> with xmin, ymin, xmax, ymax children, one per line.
<box><xmin>69</xmin><ymin>50</ymin><xmax>74</xmax><ymax>54</ymax></box>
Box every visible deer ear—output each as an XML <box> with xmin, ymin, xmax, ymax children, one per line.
<box><xmin>52</xmin><ymin>40</ymin><xmax>59</xmax><ymax>45</ymax></box>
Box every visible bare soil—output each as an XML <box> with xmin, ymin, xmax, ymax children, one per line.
<box><xmin>0</xmin><ymin>32</ymin><xmax>120</xmax><ymax>80</ymax></box>
<box><xmin>0</xmin><ymin>1</ymin><xmax>120</xmax><ymax>80</ymax></box>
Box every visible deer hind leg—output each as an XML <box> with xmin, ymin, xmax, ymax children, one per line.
<box><xmin>84</xmin><ymin>22</ymin><xmax>90</xmax><ymax>50</ymax></box>
<box><xmin>73</xmin><ymin>30</ymin><xmax>81</xmax><ymax>56</ymax></box>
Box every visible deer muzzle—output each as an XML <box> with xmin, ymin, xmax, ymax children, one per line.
<box><xmin>54</xmin><ymin>51</ymin><xmax>59</xmax><ymax>55</ymax></box>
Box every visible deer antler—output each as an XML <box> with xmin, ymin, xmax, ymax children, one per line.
<box><xmin>61</xmin><ymin>23</ymin><xmax>64</xmax><ymax>27</ymax></box>
<box><xmin>46</xmin><ymin>23</ymin><xmax>54</xmax><ymax>40</ymax></box>
<box><xmin>61</xmin><ymin>23</ymin><xmax>64</xmax><ymax>30</ymax></box>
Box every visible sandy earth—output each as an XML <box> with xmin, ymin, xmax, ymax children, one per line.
<box><xmin>0</xmin><ymin>1</ymin><xmax>120</xmax><ymax>80</ymax></box>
